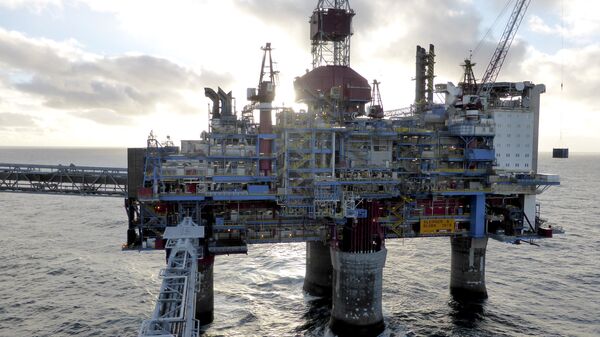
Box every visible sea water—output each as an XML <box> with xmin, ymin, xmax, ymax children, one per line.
<box><xmin>0</xmin><ymin>148</ymin><xmax>598</xmax><ymax>336</ymax></box>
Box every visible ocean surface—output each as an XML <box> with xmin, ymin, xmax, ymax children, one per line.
<box><xmin>0</xmin><ymin>148</ymin><xmax>598</xmax><ymax>337</ymax></box>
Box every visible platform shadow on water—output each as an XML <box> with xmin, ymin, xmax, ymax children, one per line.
<box><xmin>295</xmin><ymin>296</ymin><xmax>332</xmax><ymax>335</ymax></box>
<box><xmin>447</xmin><ymin>296</ymin><xmax>487</xmax><ymax>329</ymax></box>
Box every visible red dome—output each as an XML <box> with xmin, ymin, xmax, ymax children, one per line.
<box><xmin>294</xmin><ymin>65</ymin><xmax>371</xmax><ymax>103</ymax></box>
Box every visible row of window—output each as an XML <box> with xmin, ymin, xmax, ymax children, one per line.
<box><xmin>496</xmin><ymin>153</ymin><xmax>531</xmax><ymax>158</ymax></box>
<box><xmin>495</xmin><ymin>133</ymin><xmax>532</xmax><ymax>138</ymax></box>
<box><xmin>496</xmin><ymin>123</ymin><xmax>532</xmax><ymax>128</ymax></box>
<box><xmin>502</xmin><ymin>163</ymin><xmax>529</xmax><ymax>168</ymax></box>
<box><xmin>495</xmin><ymin>143</ymin><xmax>531</xmax><ymax>148</ymax></box>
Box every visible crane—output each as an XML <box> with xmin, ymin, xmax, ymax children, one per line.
<box><xmin>478</xmin><ymin>0</ymin><xmax>531</xmax><ymax>96</ymax></box>
<box><xmin>249</xmin><ymin>42</ymin><xmax>278</xmax><ymax>103</ymax></box>
<box><xmin>247</xmin><ymin>43</ymin><xmax>278</xmax><ymax>176</ymax></box>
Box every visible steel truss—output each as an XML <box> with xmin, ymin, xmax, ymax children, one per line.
<box><xmin>0</xmin><ymin>163</ymin><xmax>127</xmax><ymax>196</ymax></box>
<box><xmin>139</xmin><ymin>217</ymin><xmax>204</xmax><ymax>337</ymax></box>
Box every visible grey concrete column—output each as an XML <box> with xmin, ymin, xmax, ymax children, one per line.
<box><xmin>196</xmin><ymin>256</ymin><xmax>214</xmax><ymax>325</ymax></box>
<box><xmin>329</xmin><ymin>247</ymin><xmax>387</xmax><ymax>337</ymax></box>
<box><xmin>450</xmin><ymin>236</ymin><xmax>488</xmax><ymax>298</ymax></box>
<box><xmin>303</xmin><ymin>241</ymin><xmax>333</xmax><ymax>297</ymax></box>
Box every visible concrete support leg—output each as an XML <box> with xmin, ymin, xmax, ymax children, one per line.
<box><xmin>329</xmin><ymin>248</ymin><xmax>387</xmax><ymax>337</ymax></box>
<box><xmin>450</xmin><ymin>237</ymin><xmax>488</xmax><ymax>299</ymax></box>
<box><xmin>196</xmin><ymin>256</ymin><xmax>214</xmax><ymax>325</ymax></box>
<box><xmin>303</xmin><ymin>241</ymin><xmax>333</xmax><ymax>297</ymax></box>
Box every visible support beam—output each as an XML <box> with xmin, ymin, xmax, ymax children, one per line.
<box><xmin>521</xmin><ymin>194</ymin><xmax>537</xmax><ymax>233</ymax></box>
<box><xmin>450</xmin><ymin>237</ymin><xmax>488</xmax><ymax>298</ymax></box>
<box><xmin>303</xmin><ymin>241</ymin><xmax>333</xmax><ymax>297</ymax></box>
<box><xmin>470</xmin><ymin>193</ymin><xmax>486</xmax><ymax>237</ymax></box>
<box><xmin>125</xmin><ymin>197</ymin><xmax>138</xmax><ymax>246</ymax></box>
<box><xmin>196</xmin><ymin>255</ymin><xmax>214</xmax><ymax>325</ymax></box>
<box><xmin>329</xmin><ymin>247</ymin><xmax>387</xmax><ymax>337</ymax></box>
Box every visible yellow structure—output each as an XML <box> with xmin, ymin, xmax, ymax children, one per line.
<box><xmin>420</xmin><ymin>218</ymin><xmax>455</xmax><ymax>234</ymax></box>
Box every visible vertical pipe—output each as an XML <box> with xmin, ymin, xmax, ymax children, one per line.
<box><xmin>311</xmin><ymin>129</ymin><xmax>316</xmax><ymax>172</ymax></box>
<box><xmin>283</xmin><ymin>130</ymin><xmax>288</xmax><ymax>190</ymax></box>
<box><xmin>426</xmin><ymin>44</ymin><xmax>435</xmax><ymax>104</ymax></box>
<box><xmin>331</xmin><ymin>131</ymin><xmax>336</xmax><ymax>178</ymax></box>
<box><xmin>259</xmin><ymin>103</ymin><xmax>273</xmax><ymax>176</ymax></box>
<box><xmin>415</xmin><ymin>45</ymin><xmax>426</xmax><ymax>107</ymax></box>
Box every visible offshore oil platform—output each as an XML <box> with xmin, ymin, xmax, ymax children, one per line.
<box><xmin>0</xmin><ymin>0</ymin><xmax>561</xmax><ymax>336</ymax></box>
<box><xmin>121</xmin><ymin>0</ymin><xmax>561</xmax><ymax>335</ymax></box>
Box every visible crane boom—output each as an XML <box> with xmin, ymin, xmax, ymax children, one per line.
<box><xmin>251</xmin><ymin>42</ymin><xmax>278</xmax><ymax>103</ymax></box>
<box><xmin>478</xmin><ymin>0</ymin><xmax>531</xmax><ymax>95</ymax></box>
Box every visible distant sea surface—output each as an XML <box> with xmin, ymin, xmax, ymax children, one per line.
<box><xmin>0</xmin><ymin>148</ymin><xmax>598</xmax><ymax>337</ymax></box>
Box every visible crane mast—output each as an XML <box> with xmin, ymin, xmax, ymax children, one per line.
<box><xmin>478</xmin><ymin>0</ymin><xmax>531</xmax><ymax>96</ymax></box>
<box><xmin>254</xmin><ymin>42</ymin><xmax>277</xmax><ymax>103</ymax></box>
<box><xmin>256</xmin><ymin>43</ymin><xmax>277</xmax><ymax>176</ymax></box>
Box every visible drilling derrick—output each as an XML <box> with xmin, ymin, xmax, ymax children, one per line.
<box><xmin>296</xmin><ymin>2</ymin><xmax>386</xmax><ymax>335</ymax></box>
<box><xmin>295</xmin><ymin>0</ymin><xmax>370</xmax><ymax>121</ymax></box>
<box><xmin>310</xmin><ymin>0</ymin><xmax>353</xmax><ymax>67</ymax></box>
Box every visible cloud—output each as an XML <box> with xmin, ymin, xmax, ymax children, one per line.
<box><xmin>0</xmin><ymin>112</ymin><xmax>38</xmax><ymax>128</ymax></box>
<box><xmin>521</xmin><ymin>45</ymin><xmax>600</xmax><ymax>106</ymax></box>
<box><xmin>0</xmin><ymin>0</ymin><xmax>61</xmax><ymax>12</ymax></box>
<box><xmin>70</xmin><ymin>108</ymin><xmax>132</xmax><ymax>125</ymax></box>
<box><xmin>525</xmin><ymin>0</ymin><xmax>600</xmax><ymax>46</ymax></box>
<box><xmin>361</xmin><ymin>1</ymin><xmax>534</xmax><ymax>81</ymax></box>
<box><xmin>0</xmin><ymin>0</ymin><xmax>598</xmax><ymax>150</ymax></box>
<box><xmin>528</xmin><ymin>15</ymin><xmax>558</xmax><ymax>35</ymax></box>
<box><xmin>0</xmin><ymin>28</ymin><xmax>233</xmax><ymax>124</ymax></box>
<box><xmin>234</xmin><ymin>0</ymin><xmax>530</xmax><ymax>83</ymax></box>
<box><xmin>234</xmin><ymin>0</ymin><xmax>314</xmax><ymax>32</ymax></box>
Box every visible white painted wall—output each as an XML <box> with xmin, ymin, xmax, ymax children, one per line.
<box><xmin>492</xmin><ymin>110</ymin><xmax>534</xmax><ymax>172</ymax></box>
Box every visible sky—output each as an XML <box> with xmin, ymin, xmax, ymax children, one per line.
<box><xmin>0</xmin><ymin>0</ymin><xmax>598</xmax><ymax>151</ymax></box>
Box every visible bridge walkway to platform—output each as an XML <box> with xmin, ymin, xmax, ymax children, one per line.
<box><xmin>0</xmin><ymin>163</ymin><xmax>127</xmax><ymax>197</ymax></box>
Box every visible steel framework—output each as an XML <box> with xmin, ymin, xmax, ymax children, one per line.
<box><xmin>0</xmin><ymin>163</ymin><xmax>127</xmax><ymax>196</ymax></box>
<box><xmin>311</xmin><ymin>0</ymin><xmax>354</xmax><ymax>68</ymax></box>
<box><xmin>138</xmin><ymin>217</ymin><xmax>204</xmax><ymax>337</ymax></box>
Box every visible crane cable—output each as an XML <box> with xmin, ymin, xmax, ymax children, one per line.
<box><xmin>472</xmin><ymin>0</ymin><xmax>514</xmax><ymax>58</ymax></box>
<box><xmin>560</xmin><ymin>0</ymin><xmax>564</xmax><ymax>93</ymax></box>
<box><xmin>559</xmin><ymin>0</ymin><xmax>564</xmax><ymax>144</ymax></box>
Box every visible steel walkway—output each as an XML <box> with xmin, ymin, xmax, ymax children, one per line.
<box><xmin>138</xmin><ymin>217</ymin><xmax>204</xmax><ymax>337</ymax></box>
<box><xmin>0</xmin><ymin>163</ymin><xmax>127</xmax><ymax>197</ymax></box>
